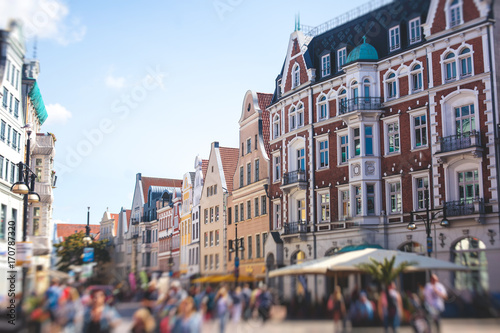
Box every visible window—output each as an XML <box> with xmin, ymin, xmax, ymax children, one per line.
<box><xmin>340</xmin><ymin>189</ymin><xmax>350</xmax><ymax>220</ymax></box>
<box><xmin>338</xmin><ymin>89</ymin><xmax>347</xmax><ymax>115</ymax></box>
<box><xmin>337</xmin><ymin>48</ymin><xmax>346</xmax><ymax>71</ymax></box>
<box><xmin>204</xmin><ymin>209</ymin><xmax>208</xmax><ymax>224</ymax></box>
<box><xmin>0</xmin><ymin>205</ymin><xmax>5</xmax><ymax>240</ymax></box>
<box><xmin>389</xmin><ymin>26</ymin><xmax>400</xmax><ymax>51</ymax></box>
<box><xmin>9</xmin><ymin>93</ymin><xmax>13</xmax><ymax>112</ymax></box>
<box><xmin>297</xmin><ymin>104</ymin><xmax>304</xmax><ymax>127</ymax></box>
<box><xmin>0</xmin><ymin>121</ymin><xmax>5</xmax><ymax>141</ymax></box>
<box><xmin>13</xmin><ymin>99</ymin><xmax>19</xmax><ymax>118</ymax></box>
<box><xmin>204</xmin><ymin>255</ymin><xmax>207</xmax><ymax>270</ymax></box>
<box><xmin>458</xmin><ymin>170</ymin><xmax>479</xmax><ymax>203</ymax></box>
<box><xmin>207</xmin><ymin>187</ymin><xmax>210</xmax><ymax>197</ymax></box>
<box><xmin>235</xmin><ymin>205</ymin><xmax>239</xmax><ymax>223</ymax></box>
<box><xmin>355</xmin><ymin>186</ymin><xmax>362</xmax><ymax>216</ymax></box>
<box><xmin>273</xmin><ymin>115</ymin><xmax>280</xmax><ymax>139</ymax></box>
<box><xmin>255</xmin><ymin>159</ymin><xmax>259</xmax><ymax>182</ymax></box>
<box><xmin>452</xmin><ymin>237</ymin><xmax>488</xmax><ymax>291</ymax></box>
<box><xmin>247</xmin><ymin>201</ymin><xmax>251</xmax><ymax>219</ymax></box>
<box><xmin>0</xmin><ymin>156</ymin><xmax>3</xmax><ymax>180</ymax></box>
<box><xmin>215</xmin><ymin>206</ymin><xmax>219</xmax><ymax>221</ymax></box>
<box><xmin>409</xmin><ymin>17</ymin><xmax>421</xmax><ymax>43</ymax></box>
<box><xmin>351</xmin><ymin>80</ymin><xmax>359</xmax><ymax>104</ymax></box>
<box><xmin>388</xmin><ymin>181</ymin><xmax>402</xmax><ymax>214</ymax></box>
<box><xmin>2</xmin><ymin>88</ymin><xmax>7</xmax><ymax>107</ymax></box>
<box><xmin>12</xmin><ymin>130</ymin><xmax>17</xmax><ymax>150</ymax></box>
<box><xmin>444</xmin><ymin>52</ymin><xmax>457</xmax><ymax>82</ymax></box>
<box><xmin>318</xmin><ymin>139</ymin><xmax>329</xmax><ymax>168</ymax></box>
<box><xmin>367</xmin><ymin>185</ymin><xmax>375</xmax><ymax>215</ymax></box>
<box><xmin>248</xmin><ymin>236</ymin><xmax>252</xmax><ymax>259</ymax></box>
<box><xmin>261</xmin><ymin>195</ymin><xmax>267</xmax><ymax>215</ymax></box>
<box><xmin>273</xmin><ymin>155</ymin><xmax>281</xmax><ymax>182</ymax></box>
<box><xmin>215</xmin><ymin>254</ymin><xmax>219</xmax><ymax>269</ymax></box>
<box><xmin>240</xmin><ymin>166</ymin><xmax>244</xmax><ymax>188</ymax></box>
<box><xmin>15</xmin><ymin>70</ymin><xmax>19</xmax><ymax>90</ymax></box>
<box><xmin>413</xmin><ymin>114</ymin><xmax>428</xmax><ymax>148</ymax></box>
<box><xmin>247</xmin><ymin>163</ymin><xmax>251</xmax><ymax>185</ymax></box>
<box><xmin>10</xmin><ymin>65</ymin><xmax>14</xmax><ymax>83</ymax></box>
<box><xmin>321</xmin><ymin>54</ymin><xmax>331</xmax><ymax>76</ymax></box>
<box><xmin>353</xmin><ymin>128</ymin><xmax>361</xmax><ymax>156</ymax></box>
<box><xmin>386</xmin><ymin>73</ymin><xmax>397</xmax><ymax>99</ymax></box>
<box><xmin>10</xmin><ymin>162</ymin><xmax>15</xmax><ymax>183</ymax></box>
<box><xmin>240</xmin><ymin>203</ymin><xmax>244</xmax><ymax>221</ymax></box>
<box><xmin>292</xmin><ymin>64</ymin><xmax>300</xmax><ymax>88</ymax></box>
<box><xmin>449</xmin><ymin>0</ymin><xmax>462</xmax><ymax>28</ymax></box>
<box><xmin>210</xmin><ymin>255</ymin><xmax>213</xmax><ymax>270</ymax></box>
<box><xmin>5</xmin><ymin>61</ymin><xmax>10</xmax><ymax>82</ymax></box>
<box><xmin>363</xmin><ymin>79</ymin><xmax>370</xmax><ymax>100</ymax></box>
<box><xmin>456</xmin><ymin>104</ymin><xmax>475</xmax><ymax>135</ymax></box>
<box><xmin>210</xmin><ymin>231</ymin><xmax>214</xmax><ymax>246</ymax></box>
<box><xmin>416</xmin><ymin>177</ymin><xmax>429</xmax><ymax>210</ymax></box>
<box><xmin>387</xmin><ymin>122</ymin><xmax>400</xmax><ymax>154</ymax></box>
<box><xmin>289</xmin><ymin>106</ymin><xmax>296</xmax><ymax>131</ymax></box>
<box><xmin>215</xmin><ymin>230</ymin><xmax>219</xmax><ymax>246</ymax></box>
<box><xmin>214</xmin><ymin>185</ymin><xmax>217</xmax><ymax>195</ymax></box>
<box><xmin>256</xmin><ymin>234</ymin><xmax>261</xmax><ymax>258</ymax></box>
<box><xmin>318</xmin><ymin>96</ymin><xmax>328</xmax><ymax>121</ymax></box>
<box><xmin>255</xmin><ymin>135</ymin><xmax>257</xmax><ymax>150</ymax></box>
<box><xmin>297</xmin><ymin>148</ymin><xmax>305</xmax><ymax>171</ymax></box>
<box><xmin>411</xmin><ymin>64</ymin><xmax>423</xmax><ymax>92</ymax></box>
<box><xmin>365</xmin><ymin>126</ymin><xmax>373</xmax><ymax>155</ymax></box>
<box><xmin>241</xmin><ymin>143</ymin><xmax>244</xmax><ymax>156</ymax></box>
<box><xmin>340</xmin><ymin>134</ymin><xmax>349</xmax><ymax>164</ymax></box>
<box><xmin>204</xmin><ymin>232</ymin><xmax>208</xmax><ymax>247</ymax></box>
<box><xmin>255</xmin><ymin>198</ymin><xmax>259</xmax><ymax>217</ymax></box>
<box><xmin>210</xmin><ymin>207</ymin><xmax>214</xmax><ymax>222</ymax></box>
<box><xmin>459</xmin><ymin>48</ymin><xmax>472</xmax><ymax>78</ymax></box>
<box><xmin>319</xmin><ymin>193</ymin><xmax>330</xmax><ymax>222</ymax></box>
<box><xmin>297</xmin><ymin>199</ymin><xmax>306</xmax><ymax>222</ymax></box>
<box><xmin>274</xmin><ymin>203</ymin><xmax>281</xmax><ymax>229</ymax></box>
<box><xmin>247</xmin><ymin>138</ymin><xmax>251</xmax><ymax>154</ymax></box>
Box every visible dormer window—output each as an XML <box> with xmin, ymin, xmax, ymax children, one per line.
<box><xmin>449</xmin><ymin>0</ymin><xmax>462</xmax><ymax>28</ymax></box>
<box><xmin>409</xmin><ymin>17</ymin><xmax>421</xmax><ymax>44</ymax></box>
<box><xmin>389</xmin><ymin>26</ymin><xmax>400</xmax><ymax>51</ymax></box>
<box><xmin>292</xmin><ymin>64</ymin><xmax>300</xmax><ymax>88</ymax></box>
<box><xmin>321</xmin><ymin>54</ymin><xmax>331</xmax><ymax>77</ymax></box>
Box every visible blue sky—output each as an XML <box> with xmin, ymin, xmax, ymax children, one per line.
<box><xmin>2</xmin><ymin>0</ymin><xmax>368</xmax><ymax>225</ymax></box>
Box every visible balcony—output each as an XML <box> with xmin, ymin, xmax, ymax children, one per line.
<box><xmin>315</xmin><ymin>221</ymin><xmax>360</xmax><ymax>232</ymax></box>
<box><xmin>281</xmin><ymin>169</ymin><xmax>307</xmax><ymax>192</ymax></box>
<box><xmin>283</xmin><ymin>221</ymin><xmax>307</xmax><ymax>235</ymax></box>
<box><xmin>34</xmin><ymin>183</ymin><xmax>53</xmax><ymax>203</ymax></box>
<box><xmin>339</xmin><ymin>97</ymin><xmax>382</xmax><ymax>115</ymax></box>
<box><xmin>436</xmin><ymin>131</ymin><xmax>482</xmax><ymax>162</ymax></box>
<box><xmin>445</xmin><ymin>198</ymin><xmax>485</xmax><ymax>217</ymax></box>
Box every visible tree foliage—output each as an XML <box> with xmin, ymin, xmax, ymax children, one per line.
<box><xmin>54</xmin><ymin>231</ymin><xmax>111</xmax><ymax>272</ymax></box>
<box><xmin>356</xmin><ymin>255</ymin><xmax>415</xmax><ymax>287</ymax></box>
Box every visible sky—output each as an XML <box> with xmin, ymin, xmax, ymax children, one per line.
<box><xmin>1</xmin><ymin>0</ymin><xmax>370</xmax><ymax>225</ymax></box>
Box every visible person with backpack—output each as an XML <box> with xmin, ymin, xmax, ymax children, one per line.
<box><xmin>327</xmin><ymin>285</ymin><xmax>346</xmax><ymax>333</ymax></box>
<box><xmin>378</xmin><ymin>281</ymin><xmax>403</xmax><ymax>333</ymax></box>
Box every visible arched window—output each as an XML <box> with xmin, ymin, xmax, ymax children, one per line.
<box><xmin>273</xmin><ymin>114</ymin><xmax>280</xmax><ymax>139</ymax></box>
<box><xmin>296</xmin><ymin>103</ymin><xmax>304</xmax><ymax>127</ymax></box>
<box><xmin>459</xmin><ymin>48</ymin><xmax>472</xmax><ymax>78</ymax></box>
<box><xmin>444</xmin><ymin>52</ymin><xmax>457</xmax><ymax>82</ymax></box>
<box><xmin>338</xmin><ymin>89</ymin><xmax>347</xmax><ymax>114</ymax></box>
<box><xmin>289</xmin><ymin>106</ymin><xmax>296</xmax><ymax>131</ymax></box>
<box><xmin>411</xmin><ymin>64</ymin><xmax>423</xmax><ymax>92</ymax></box>
<box><xmin>351</xmin><ymin>80</ymin><xmax>359</xmax><ymax>105</ymax></box>
<box><xmin>386</xmin><ymin>72</ymin><xmax>397</xmax><ymax>100</ymax></box>
<box><xmin>449</xmin><ymin>0</ymin><xmax>462</xmax><ymax>28</ymax></box>
<box><xmin>318</xmin><ymin>95</ymin><xmax>328</xmax><ymax>121</ymax></box>
<box><xmin>292</xmin><ymin>64</ymin><xmax>300</xmax><ymax>88</ymax></box>
<box><xmin>452</xmin><ymin>237</ymin><xmax>488</xmax><ymax>291</ymax></box>
<box><xmin>363</xmin><ymin>79</ymin><xmax>370</xmax><ymax>100</ymax></box>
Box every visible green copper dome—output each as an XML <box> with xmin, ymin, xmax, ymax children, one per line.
<box><xmin>346</xmin><ymin>37</ymin><xmax>378</xmax><ymax>65</ymax></box>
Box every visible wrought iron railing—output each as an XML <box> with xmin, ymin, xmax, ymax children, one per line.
<box><xmin>339</xmin><ymin>97</ymin><xmax>382</xmax><ymax>115</ymax></box>
<box><xmin>439</xmin><ymin>131</ymin><xmax>480</xmax><ymax>153</ymax></box>
<box><xmin>283</xmin><ymin>169</ymin><xmax>307</xmax><ymax>185</ymax></box>
<box><xmin>284</xmin><ymin>221</ymin><xmax>307</xmax><ymax>235</ymax></box>
<box><xmin>445</xmin><ymin>198</ymin><xmax>484</xmax><ymax>217</ymax></box>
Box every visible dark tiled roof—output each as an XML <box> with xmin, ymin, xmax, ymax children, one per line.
<box><xmin>257</xmin><ymin>93</ymin><xmax>273</xmax><ymax>157</ymax></box>
<box><xmin>141</xmin><ymin>177</ymin><xmax>182</xmax><ymax>203</ymax></box>
<box><xmin>219</xmin><ymin>147</ymin><xmax>239</xmax><ymax>193</ymax></box>
<box><xmin>56</xmin><ymin>224</ymin><xmax>101</xmax><ymax>241</ymax></box>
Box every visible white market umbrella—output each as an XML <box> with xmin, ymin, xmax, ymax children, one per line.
<box><xmin>269</xmin><ymin>248</ymin><xmax>469</xmax><ymax>278</ymax></box>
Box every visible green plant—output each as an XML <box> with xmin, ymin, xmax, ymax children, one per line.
<box><xmin>356</xmin><ymin>255</ymin><xmax>415</xmax><ymax>286</ymax></box>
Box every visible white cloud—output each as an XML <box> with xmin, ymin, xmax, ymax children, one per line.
<box><xmin>0</xmin><ymin>0</ymin><xmax>86</xmax><ymax>45</ymax></box>
<box><xmin>105</xmin><ymin>75</ymin><xmax>126</xmax><ymax>89</ymax></box>
<box><xmin>45</xmin><ymin>103</ymin><xmax>72</xmax><ymax>125</ymax></box>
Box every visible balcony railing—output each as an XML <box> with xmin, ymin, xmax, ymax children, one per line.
<box><xmin>440</xmin><ymin>131</ymin><xmax>480</xmax><ymax>153</ymax></box>
<box><xmin>283</xmin><ymin>170</ymin><xmax>306</xmax><ymax>185</ymax></box>
<box><xmin>445</xmin><ymin>198</ymin><xmax>484</xmax><ymax>217</ymax></box>
<box><xmin>339</xmin><ymin>97</ymin><xmax>382</xmax><ymax>115</ymax></box>
<box><xmin>284</xmin><ymin>221</ymin><xmax>307</xmax><ymax>235</ymax></box>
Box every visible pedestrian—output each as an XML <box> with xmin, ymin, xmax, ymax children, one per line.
<box><xmin>132</xmin><ymin>307</ymin><xmax>156</xmax><ymax>333</ymax></box>
<box><xmin>327</xmin><ymin>285</ymin><xmax>346</xmax><ymax>333</ymax></box>
<box><xmin>257</xmin><ymin>284</ymin><xmax>272</xmax><ymax>323</ymax></box>
<box><xmin>82</xmin><ymin>289</ymin><xmax>120</xmax><ymax>333</ymax></box>
<box><xmin>424</xmin><ymin>274</ymin><xmax>447</xmax><ymax>333</ymax></box>
<box><xmin>231</xmin><ymin>286</ymin><xmax>244</xmax><ymax>324</ymax></box>
<box><xmin>171</xmin><ymin>297</ymin><xmax>202</xmax><ymax>333</ymax></box>
<box><xmin>55</xmin><ymin>286</ymin><xmax>83</xmax><ymax>333</ymax></box>
<box><xmin>377</xmin><ymin>281</ymin><xmax>403</xmax><ymax>333</ymax></box>
<box><xmin>45</xmin><ymin>278</ymin><xmax>62</xmax><ymax>321</ymax></box>
<box><xmin>215</xmin><ymin>286</ymin><xmax>232</xmax><ymax>333</ymax></box>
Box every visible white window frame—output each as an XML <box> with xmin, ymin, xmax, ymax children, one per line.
<box><xmin>409</xmin><ymin>110</ymin><xmax>428</xmax><ymax>150</ymax></box>
<box><xmin>273</xmin><ymin>200</ymin><xmax>281</xmax><ymax>230</ymax></box>
<box><xmin>384</xmin><ymin>71</ymin><xmax>398</xmax><ymax>101</ymax></box>
<box><xmin>337</xmin><ymin>88</ymin><xmax>347</xmax><ymax>115</ymax></box>
<box><xmin>389</xmin><ymin>26</ymin><xmax>401</xmax><ymax>51</ymax></box>
<box><xmin>317</xmin><ymin>95</ymin><xmax>328</xmax><ymax>121</ymax></box>
<box><xmin>354</xmin><ymin>185</ymin><xmax>362</xmax><ymax>216</ymax></box>
<box><xmin>411</xmin><ymin>172</ymin><xmax>430</xmax><ymax>211</ymax></box>
<box><xmin>447</xmin><ymin>0</ymin><xmax>463</xmax><ymax>29</ymax></box>
<box><xmin>296</xmin><ymin>103</ymin><xmax>304</xmax><ymax>127</ymax></box>
<box><xmin>337</xmin><ymin>48</ymin><xmax>346</xmax><ymax>72</ymax></box>
<box><xmin>383</xmin><ymin>116</ymin><xmax>400</xmax><ymax>156</ymax></box>
<box><xmin>289</xmin><ymin>106</ymin><xmax>297</xmax><ymax>131</ymax></box>
<box><xmin>410</xmin><ymin>63</ymin><xmax>423</xmax><ymax>93</ymax></box>
<box><xmin>317</xmin><ymin>135</ymin><xmax>329</xmax><ymax>170</ymax></box>
<box><xmin>385</xmin><ymin>177</ymin><xmax>403</xmax><ymax>214</ymax></box>
<box><xmin>338</xmin><ymin>186</ymin><xmax>350</xmax><ymax>220</ymax></box>
<box><xmin>317</xmin><ymin>190</ymin><xmax>330</xmax><ymax>223</ymax></box>
<box><xmin>292</xmin><ymin>63</ymin><xmax>300</xmax><ymax>88</ymax></box>
<box><xmin>273</xmin><ymin>114</ymin><xmax>281</xmax><ymax>139</ymax></box>
<box><xmin>273</xmin><ymin>153</ymin><xmax>281</xmax><ymax>183</ymax></box>
<box><xmin>337</xmin><ymin>129</ymin><xmax>349</xmax><ymax>165</ymax></box>
<box><xmin>321</xmin><ymin>54</ymin><xmax>331</xmax><ymax>77</ymax></box>
<box><xmin>409</xmin><ymin>17</ymin><xmax>421</xmax><ymax>44</ymax></box>
<box><xmin>458</xmin><ymin>46</ymin><xmax>473</xmax><ymax>79</ymax></box>
<box><xmin>444</xmin><ymin>160</ymin><xmax>483</xmax><ymax>203</ymax></box>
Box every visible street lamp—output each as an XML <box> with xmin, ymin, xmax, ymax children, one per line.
<box><xmin>83</xmin><ymin>207</ymin><xmax>93</xmax><ymax>246</ymax></box>
<box><xmin>228</xmin><ymin>222</ymin><xmax>244</xmax><ymax>285</ymax></box>
<box><xmin>407</xmin><ymin>186</ymin><xmax>449</xmax><ymax>257</ymax></box>
<box><xmin>168</xmin><ymin>234</ymin><xmax>174</xmax><ymax>277</ymax></box>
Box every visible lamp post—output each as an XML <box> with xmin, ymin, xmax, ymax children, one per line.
<box><xmin>228</xmin><ymin>222</ymin><xmax>244</xmax><ymax>285</ymax></box>
<box><xmin>83</xmin><ymin>207</ymin><xmax>93</xmax><ymax>246</ymax></box>
<box><xmin>10</xmin><ymin>128</ymin><xmax>40</xmax><ymax>310</ymax></box>
<box><xmin>407</xmin><ymin>186</ymin><xmax>449</xmax><ymax>257</ymax></box>
<box><xmin>168</xmin><ymin>234</ymin><xmax>174</xmax><ymax>277</ymax></box>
